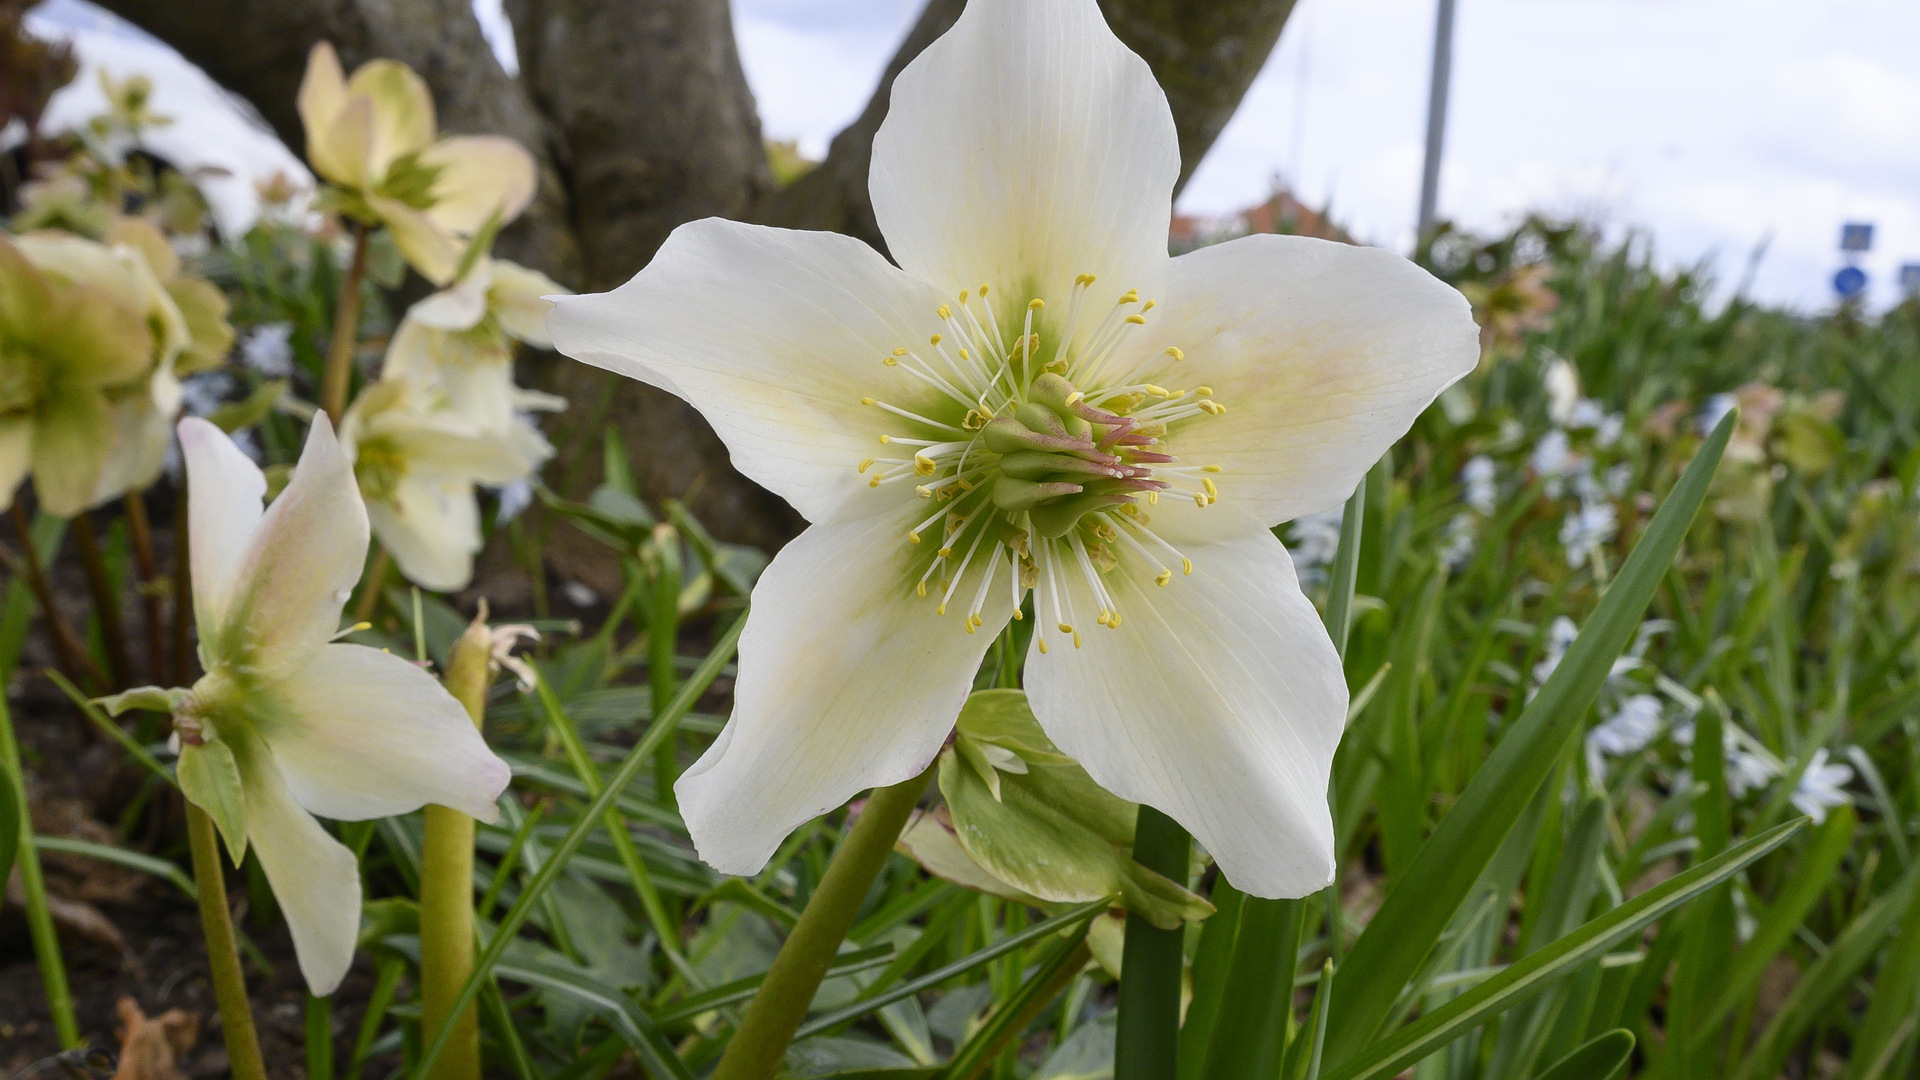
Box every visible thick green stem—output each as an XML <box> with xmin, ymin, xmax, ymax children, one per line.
<box><xmin>712</xmin><ymin>767</ymin><xmax>933</xmax><ymax>1080</ymax></box>
<box><xmin>1115</xmin><ymin>805</ymin><xmax>1191</xmax><ymax>1080</ymax></box>
<box><xmin>0</xmin><ymin>691</ymin><xmax>78</xmax><ymax>1047</ymax></box>
<box><xmin>186</xmin><ymin>801</ymin><xmax>268</xmax><ymax>1080</ymax></box>
<box><xmin>320</xmin><ymin>223</ymin><xmax>371</xmax><ymax>426</ymax></box>
<box><xmin>419</xmin><ymin>614</ymin><xmax>492</xmax><ymax>1080</ymax></box>
<box><xmin>306</xmin><ymin>994</ymin><xmax>335</xmax><ymax>1080</ymax></box>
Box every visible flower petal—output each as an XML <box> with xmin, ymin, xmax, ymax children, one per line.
<box><xmin>30</xmin><ymin>387</ymin><xmax>112</xmax><ymax>518</ymax></box>
<box><xmin>369</xmin><ymin>477</ymin><xmax>483</xmax><ymax>592</ymax></box>
<box><xmin>296</xmin><ymin>43</ymin><xmax>353</xmax><ymax>185</ymax></box>
<box><xmin>421</xmin><ymin>136</ymin><xmax>537</xmax><ymax>234</ymax></box>
<box><xmin>1136</xmin><ymin>234</ymin><xmax>1479</xmax><ymax>525</ymax></box>
<box><xmin>869</xmin><ymin>0</ymin><xmax>1178</xmax><ymax>318</ymax></box>
<box><xmin>234</xmin><ymin>730</ymin><xmax>362</xmax><ymax>996</ymax></box>
<box><xmin>368</xmin><ymin>195</ymin><xmax>462</xmax><ymax>285</ymax></box>
<box><xmin>216</xmin><ymin>415</ymin><xmax>368</xmax><ymax>682</ymax></box>
<box><xmin>345</xmin><ymin>59</ymin><xmax>436</xmax><ymax>181</ymax></box>
<box><xmin>1023</xmin><ymin>504</ymin><xmax>1344</xmax><ymax>899</ymax></box>
<box><xmin>178</xmin><ymin>417</ymin><xmax>267</xmax><ymax>635</ymax></box>
<box><xmin>489</xmin><ymin>260</ymin><xmax>567</xmax><ymax>346</ymax></box>
<box><xmin>257</xmin><ymin>643</ymin><xmax>510</xmax><ymax>822</ymax></box>
<box><xmin>0</xmin><ymin>418</ymin><xmax>29</xmax><ymax>512</ymax></box>
<box><xmin>547</xmin><ymin>218</ymin><xmax>956</xmax><ymax>524</ymax></box>
<box><xmin>676</xmin><ymin>503</ymin><xmax>1013</xmax><ymax>875</ymax></box>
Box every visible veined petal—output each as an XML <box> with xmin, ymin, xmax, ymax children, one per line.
<box><xmin>346</xmin><ymin>59</ymin><xmax>436</xmax><ymax>181</ymax></box>
<box><xmin>489</xmin><ymin>260</ymin><xmax>566</xmax><ymax>346</ymax></box>
<box><xmin>1138</xmin><ymin>234</ymin><xmax>1479</xmax><ymax>525</ymax></box>
<box><xmin>676</xmin><ymin>503</ymin><xmax>1013</xmax><ymax>875</ymax></box>
<box><xmin>178</xmin><ymin>418</ymin><xmax>266</xmax><ymax>635</ymax></box>
<box><xmin>232</xmin><ymin>729</ymin><xmax>361</xmax><ymax>996</ymax></box>
<box><xmin>1024</xmin><ymin>504</ymin><xmax>1344</xmax><ymax>899</ymax></box>
<box><xmin>30</xmin><ymin>387</ymin><xmax>112</xmax><ymax>518</ymax></box>
<box><xmin>870</xmin><ymin>0</ymin><xmax>1178</xmax><ymax>321</ymax></box>
<box><xmin>215</xmin><ymin>415</ymin><xmax>368</xmax><ymax>682</ymax></box>
<box><xmin>368</xmin><ymin>476</ymin><xmax>483</xmax><ymax>592</ymax></box>
<box><xmin>420</xmin><ymin>136</ymin><xmax>537</xmax><ymax>233</ymax></box>
<box><xmin>548</xmin><ymin>218</ymin><xmax>957</xmax><ymax>524</ymax></box>
<box><xmin>297</xmin><ymin>43</ymin><xmax>353</xmax><ymax>186</ymax></box>
<box><xmin>257</xmin><ymin>643</ymin><xmax>509</xmax><ymax>822</ymax></box>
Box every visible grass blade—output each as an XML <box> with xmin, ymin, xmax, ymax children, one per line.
<box><xmin>1323</xmin><ymin>409</ymin><xmax>1735</xmax><ymax>1056</ymax></box>
<box><xmin>1536</xmin><ymin>1029</ymin><xmax>1634</xmax><ymax>1080</ymax></box>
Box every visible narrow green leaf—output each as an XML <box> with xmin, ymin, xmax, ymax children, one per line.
<box><xmin>656</xmin><ymin>944</ymin><xmax>896</xmax><ymax>1023</ymax></box>
<box><xmin>1322</xmin><ymin>816</ymin><xmax>1803</xmax><ymax>1080</ymax></box>
<box><xmin>1535</xmin><ymin>1029</ymin><xmax>1634</xmax><ymax>1080</ymax></box>
<box><xmin>494</xmin><ymin>954</ymin><xmax>693</xmax><ymax>1080</ymax></box>
<box><xmin>1324</xmin><ymin>409</ymin><xmax>1735</xmax><ymax>1056</ymax></box>
<box><xmin>1196</xmin><ymin>897</ymin><xmax>1300</xmax><ymax>1080</ymax></box>
<box><xmin>32</xmin><ymin>836</ymin><xmax>197</xmax><ymax>900</ymax></box>
<box><xmin>0</xmin><ymin>760</ymin><xmax>17</xmax><ymax>889</ymax></box>
<box><xmin>1841</xmin><ymin>863</ymin><xmax>1920</xmax><ymax>1080</ymax></box>
<box><xmin>943</xmin><ymin>918</ymin><xmax>1093</xmax><ymax>1080</ymax></box>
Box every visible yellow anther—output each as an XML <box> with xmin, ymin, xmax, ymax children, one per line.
<box><xmin>1109</xmin><ymin>612</ymin><xmax>1122</xmax><ymax>627</ymax></box>
<box><xmin>1038</xmin><ymin>637</ymin><xmax>1049</xmax><ymax>654</ymax></box>
<box><xmin>936</xmin><ymin>602</ymin><xmax>947</xmax><ymax>615</ymax></box>
<box><xmin>915</xmin><ymin>485</ymin><xmax>933</xmax><ymax>498</ymax></box>
<box><xmin>938</xmin><ymin>304</ymin><xmax>952</xmax><ymax>319</ymax></box>
<box><xmin>879</xmin><ymin>435</ymin><xmax>893</xmax><ymax>444</ymax></box>
<box><xmin>861</xmin><ymin>396</ymin><xmax>877</xmax><ymax>405</ymax></box>
<box><xmin>893</xmin><ymin>346</ymin><xmax>909</xmax><ymax>356</ymax></box>
<box><xmin>1072</xmin><ymin>630</ymin><xmax>1083</xmax><ymax>648</ymax></box>
<box><xmin>979</xmin><ymin>283</ymin><xmax>991</xmax><ymax>295</ymax></box>
<box><xmin>1097</xmin><ymin>612</ymin><xmax>1110</xmax><ymax>627</ymax></box>
<box><xmin>1195</xmin><ymin>386</ymin><xmax>1212</xmax><ymax>396</ymax></box>
<box><xmin>938</xmin><ymin>547</ymin><xmax>954</xmax><ymax>558</ymax></box>
<box><xmin>930</xmin><ymin>333</ymin><xmax>943</xmax><ymax>346</ymax></box>
<box><xmin>909</xmin><ymin>531</ymin><xmax>922</xmax><ymax>544</ymax></box>
<box><xmin>1182</xmin><ymin>558</ymin><xmax>1193</xmax><ymax>575</ymax></box>
<box><xmin>1165</xmin><ymin>346</ymin><xmax>1184</xmax><ymax>360</ymax></box>
<box><xmin>1202</xmin><ymin>477</ymin><xmax>1218</xmax><ymax>497</ymax></box>
<box><xmin>1148</xmin><ymin>491</ymin><xmax>1160</xmax><ymax>505</ymax></box>
<box><xmin>1064</xmin><ymin>391</ymin><xmax>1084</xmax><ymax>407</ymax></box>
<box><xmin>1156</xmin><ymin>569</ymin><xmax>1172</xmax><ymax>587</ymax></box>
<box><xmin>870</xmin><ymin>475</ymin><xmax>882</xmax><ymax>487</ymax></box>
<box><xmin>1118</xmin><ymin>289</ymin><xmax>1138</xmax><ymax>305</ymax></box>
<box><xmin>959</xmin><ymin>348</ymin><xmax>970</xmax><ymax>360</ymax></box>
<box><xmin>1203</xmin><ymin>464</ymin><xmax>1222</xmax><ymax>473</ymax></box>
<box><xmin>914</xmin><ymin>457</ymin><xmax>937</xmax><ymax>476</ymax></box>
<box><xmin>858</xmin><ymin>457</ymin><xmax>875</xmax><ymax>473</ymax></box>
<box><xmin>1058</xmin><ymin>622</ymin><xmax>1073</xmax><ymax>634</ymax></box>
<box><xmin>883</xmin><ymin>356</ymin><xmax>899</xmax><ymax>366</ymax></box>
<box><xmin>1194</xmin><ymin>493</ymin><xmax>1208</xmax><ymax>508</ymax></box>
<box><xmin>1012</xmin><ymin>609</ymin><xmax>1024</xmax><ymax>621</ymax></box>
<box><xmin>959</xmin><ymin>290</ymin><xmax>969</xmax><ymax>302</ymax></box>
<box><xmin>1141</xmin><ymin>299</ymin><xmax>1155</xmax><ymax>312</ymax></box>
<box><xmin>1125</xmin><ymin>314</ymin><xmax>1146</xmax><ymax>325</ymax></box>
<box><xmin>965</xmin><ymin>621</ymin><xmax>976</xmax><ymax>634</ymax></box>
<box><xmin>1028</xmin><ymin>298</ymin><xmax>1045</xmax><ymax>310</ymax></box>
<box><xmin>1143</xmin><ymin>384</ymin><xmax>1170</xmax><ymax>397</ymax></box>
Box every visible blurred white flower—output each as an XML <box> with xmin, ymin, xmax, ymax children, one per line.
<box><xmin>1461</xmin><ymin>455</ymin><xmax>1497</xmax><ymax>515</ymax></box>
<box><xmin>1285</xmin><ymin>507</ymin><xmax>1346</xmax><ymax>587</ymax></box>
<box><xmin>545</xmin><ymin>0</ymin><xmax>1480</xmax><ymax>896</ymax></box>
<box><xmin>1531</xmin><ymin>429</ymin><xmax>1580</xmax><ymax>495</ymax></box>
<box><xmin>1560</xmin><ymin>500</ymin><xmax>1618</xmax><ymax>569</ymax></box>
<box><xmin>1791</xmin><ymin>748</ymin><xmax>1853</xmax><ymax>823</ymax></box>
<box><xmin>1700</xmin><ymin>393</ymin><xmax>1737</xmax><ymax>437</ymax></box>
<box><xmin>241</xmin><ymin>322</ymin><xmax>295</xmax><ymax>377</ymax></box>
<box><xmin>1441</xmin><ymin>512</ymin><xmax>1476</xmax><ymax>570</ymax></box>
<box><xmin>1544</xmin><ymin>358</ymin><xmax>1579</xmax><ymax>426</ymax></box>
<box><xmin>104</xmin><ymin>417</ymin><xmax>510</xmax><ymax>995</ymax></box>
<box><xmin>1531</xmin><ymin>616</ymin><xmax>1580</xmax><ymax>690</ymax></box>
<box><xmin>1586</xmin><ymin>693</ymin><xmax>1663</xmax><ymax>778</ymax></box>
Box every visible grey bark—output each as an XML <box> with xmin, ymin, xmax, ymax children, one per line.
<box><xmin>84</xmin><ymin>0</ymin><xmax>1297</xmax><ymax>555</ymax></box>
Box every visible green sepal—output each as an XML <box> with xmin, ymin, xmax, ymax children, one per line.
<box><xmin>939</xmin><ymin>690</ymin><xmax>1213</xmax><ymax>930</ymax></box>
<box><xmin>96</xmin><ymin>685</ymin><xmax>190</xmax><ymax>716</ymax></box>
<box><xmin>178</xmin><ymin>737</ymin><xmax>249</xmax><ymax>865</ymax></box>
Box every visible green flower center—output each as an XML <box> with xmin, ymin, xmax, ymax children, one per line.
<box><xmin>859</xmin><ymin>277</ymin><xmax>1225</xmax><ymax>650</ymax></box>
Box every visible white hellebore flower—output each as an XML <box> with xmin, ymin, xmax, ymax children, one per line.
<box><xmin>105</xmin><ymin>417</ymin><xmax>511</xmax><ymax>994</ymax></box>
<box><xmin>547</xmin><ymin>0</ymin><xmax>1477</xmax><ymax>897</ymax></box>
<box><xmin>342</xmin><ymin>379</ymin><xmax>553</xmax><ymax>591</ymax></box>
<box><xmin>383</xmin><ymin>257</ymin><xmax>569</xmax><ymax>432</ymax></box>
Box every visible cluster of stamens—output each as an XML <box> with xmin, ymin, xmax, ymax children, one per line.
<box><xmin>855</xmin><ymin>275</ymin><xmax>1224</xmax><ymax>650</ymax></box>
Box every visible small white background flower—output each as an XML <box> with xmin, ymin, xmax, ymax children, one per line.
<box><xmin>548</xmin><ymin>0</ymin><xmax>1477</xmax><ymax>898</ymax></box>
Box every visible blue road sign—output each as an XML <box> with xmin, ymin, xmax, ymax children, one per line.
<box><xmin>1834</xmin><ymin>265</ymin><xmax>1868</xmax><ymax>298</ymax></box>
<box><xmin>1841</xmin><ymin>223</ymin><xmax>1875</xmax><ymax>252</ymax></box>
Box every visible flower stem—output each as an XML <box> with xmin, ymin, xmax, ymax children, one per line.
<box><xmin>306</xmin><ymin>994</ymin><xmax>335</xmax><ymax>1080</ymax></box>
<box><xmin>711</xmin><ymin>767</ymin><xmax>933</xmax><ymax>1080</ymax></box>
<box><xmin>321</xmin><ymin>223</ymin><xmax>372</xmax><ymax>426</ymax></box>
<box><xmin>186</xmin><ymin>801</ymin><xmax>269</xmax><ymax>1080</ymax></box>
<box><xmin>68</xmin><ymin>513</ymin><xmax>131</xmax><ymax>688</ymax></box>
<box><xmin>418</xmin><ymin>615</ymin><xmax>492</xmax><ymax>1080</ymax></box>
<box><xmin>350</xmin><ymin>546</ymin><xmax>392</xmax><ymax>628</ymax></box>
<box><xmin>123</xmin><ymin>490</ymin><xmax>167</xmax><ymax>682</ymax></box>
<box><xmin>1115</xmin><ymin>804</ymin><xmax>1191</xmax><ymax>1080</ymax></box>
<box><xmin>7</xmin><ymin>504</ymin><xmax>104</xmax><ymax>689</ymax></box>
<box><xmin>0</xmin><ymin>689</ymin><xmax>78</xmax><ymax>1048</ymax></box>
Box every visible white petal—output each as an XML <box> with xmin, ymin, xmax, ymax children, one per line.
<box><xmin>1023</xmin><ymin>504</ymin><xmax>1344</xmax><ymax>898</ymax></box>
<box><xmin>216</xmin><ymin>415</ymin><xmax>369</xmax><ymax>682</ymax></box>
<box><xmin>676</xmin><ymin>503</ymin><xmax>1013</xmax><ymax>875</ymax></box>
<box><xmin>178</xmin><ymin>417</ymin><xmax>266</xmax><ymax>637</ymax></box>
<box><xmin>1133</xmin><ymin>234</ymin><xmax>1479</xmax><ymax>525</ymax></box>
<box><xmin>235</xmin><ymin>731</ymin><xmax>362</xmax><ymax>995</ymax></box>
<box><xmin>870</xmin><ymin>0</ymin><xmax>1178</xmax><ymax>319</ymax></box>
<box><xmin>407</xmin><ymin>271</ymin><xmax>491</xmax><ymax>332</ymax></box>
<box><xmin>547</xmin><ymin>218</ymin><xmax>956</xmax><ymax>524</ymax></box>
<box><xmin>421</xmin><ymin>135</ymin><xmax>537</xmax><ymax>233</ymax></box>
<box><xmin>369</xmin><ymin>476</ymin><xmax>483</xmax><ymax>592</ymax></box>
<box><xmin>258</xmin><ymin>643</ymin><xmax>510</xmax><ymax>822</ymax></box>
<box><xmin>489</xmin><ymin>260</ymin><xmax>567</xmax><ymax>346</ymax></box>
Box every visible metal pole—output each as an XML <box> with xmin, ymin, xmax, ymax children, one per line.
<box><xmin>1415</xmin><ymin>0</ymin><xmax>1457</xmax><ymax>247</ymax></box>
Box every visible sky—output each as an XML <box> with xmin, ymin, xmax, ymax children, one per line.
<box><xmin>25</xmin><ymin>0</ymin><xmax>1920</xmax><ymax>311</ymax></box>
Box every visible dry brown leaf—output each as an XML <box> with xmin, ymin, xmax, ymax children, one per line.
<box><xmin>110</xmin><ymin>998</ymin><xmax>199</xmax><ymax>1080</ymax></box>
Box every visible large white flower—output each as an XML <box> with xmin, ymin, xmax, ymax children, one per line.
<box><xmin>107</xmin><ymin>417</ymin><xmax>512</xmax><ymax>994</ymax></box>
<box><xmin>546</xmin><ymin>0</ymin><xmax>1477</xmax><ymax>898</ymax></box>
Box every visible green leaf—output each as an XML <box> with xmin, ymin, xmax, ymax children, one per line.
<box><xmin>1535</xmin><ymin>1029</ymin><xmax>1634</xmax><ymax>1080</ymax></box>
<box><xmin>178</xmin><ymin>737</ymin><xmax>249</xmax><ymax>865</ymax></box>
<box><xmin>0</xmin><ymin>759</ymin><xmax>18</xmax><ymax>890</ymax></box>
<box><xmin>1323</xmin><ymin>408</ymin><xmax>1735</xmax><ymax>1057</ymax></box>
<box><xmin>31</xmin><ymin>836</ymin><xmax>196</xmax><ymax>900</ymax></box>
<box><xmin>942</xmin><ymin>918</ymin><xmax>1093</xmax><ymax>1080</ymax></box>
<box><xmin>939</xmin><ymin>694</ymin><xmax>1210</xmax><ymax>929</ymax></box>
<box><xmin>492</xmin><ymin>953</ymin><xmax>692</xmax><ymax>1080</ymax></box>
<box><xmin>1321</xmin><ymin>816</ymin><xmax>1804</xmax><ymax>1080</ymax></box>
<box><xmin>208</xmin><ymin>379</ymin><xmax>288</xmax><ymax>433</ymax></box>
<box><xmin>1840</xmin><ymin>857</ymin><xmax>1920</xmax><ymax>1080</ymax></box>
